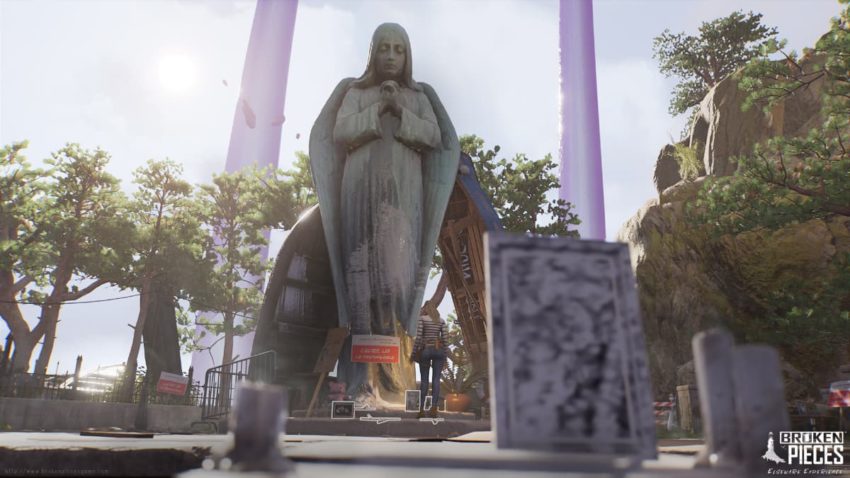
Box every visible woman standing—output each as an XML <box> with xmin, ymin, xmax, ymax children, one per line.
<box><xmin>411</xmin><ymin>302</ymin><xmax>449</xmax><ymax>418</ymax></box>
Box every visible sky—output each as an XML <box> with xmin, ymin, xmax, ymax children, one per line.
<box><xmin>0</xmin><ymin>0</ymin><xmax>842</xmax><ymax>376</ymax></box>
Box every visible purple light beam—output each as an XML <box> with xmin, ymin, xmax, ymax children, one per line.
<box><xmin>191</xmin><ymin>0</ymin><xmax>298</xmax><ymax>376</ymax></box>
<box><xmin>559</xmin><ymin>0</ymin><xmax>605</xmax><ymax>240</ymax></box>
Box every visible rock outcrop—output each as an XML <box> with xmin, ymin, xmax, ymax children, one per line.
<box><xmin>620</xmin><ymin>58</ymin><xmax>846</xmax><ymax>399</ymax></box>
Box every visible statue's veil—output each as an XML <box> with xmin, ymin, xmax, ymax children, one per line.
<box><xmin>308</xmin><ymin>24</ymin><xmax>459</xmax><ymax>336</ymax></box>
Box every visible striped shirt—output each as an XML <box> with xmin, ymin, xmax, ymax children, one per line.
<box><xmin>413</xmin><ymin>315</ymin><xmax>449</xmax><ymax>356</ymax></box>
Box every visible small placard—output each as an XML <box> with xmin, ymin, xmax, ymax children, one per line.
<box><xmin>351</xmin><ymin>335</ymin><xmax>400</xmax><ymax>363</ymax></box>
<box><xmin>829</xmin><ymin>381</ymin><xmax>850</xmax><ymax>407</ymax></box>
<box><xmin>405</xmin><ymin>390</ymin><xmax>422</xmax><ymax>412</ymax></box>
<box><xmin>156</xmin><ymin>371</ymin><xmax>189</xmax><ymax>395</ymax></box>
<box><xmin>331</xmin><ymin>400</ymin><xmax>355</xmax><ymax>419</ymax></box>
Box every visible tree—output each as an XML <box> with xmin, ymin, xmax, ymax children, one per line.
<box><xmin>120</xmin><ymin>159</ymin><xmax>204</xmax><ymax>399</ymax></box>
<box><xmin>693</xmin><ymin>2</ymin><xmax>850</xmax><ymax>234</ymax></box>
<box><xmin>423</xmin><ymin>135</ymin><xmax>580</xmax><ymax>309</ymax></box>
<box><xmin>284</xmin><ymin>152</ymin><xmax>318</xmax><ymax>213</ymax></box>
<box><xmin>194</xmin><ymin>169</ymin><xmax>269</xmax><ymax>366</ymax></box>
<box><xmin>460</xmin><ymin>135</ymin><xmax>580</xmax><ymax>236</ymax></box>
<box><xmin>31</xmin><ymin>144</ymin><xmax>129</xmax><ymax>376</ymax></box>
<box><xmin>0</xmin><ymin>141</ymin><xmax>50</xmax><ymax>372</ymax></box>
<box><xmin>653</xmin><ymin>11</ymin><xmax>777</xmax><ymax>116</ymax></box>
<box><xmin>688</xmin><ymin>1</ymin><xmax>850</xmax><ymax>381</ymax></box>
<box><xmin>187</xmin><ymin>165</ymin><xmax>303</xmax><ymax>368</ymax></box>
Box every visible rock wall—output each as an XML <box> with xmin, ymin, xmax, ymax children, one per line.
<box><xmin>621</xmin><ymin>58</ymin><xmax>847</xmax><ymax>398</ymax></box>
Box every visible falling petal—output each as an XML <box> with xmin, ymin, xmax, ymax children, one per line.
<box><xmin>295</xmin><ymin>133</ymin><xmax>301</xmax><ymax>139</ymax></box>
<box><xmin>222</xmin><ymin>79</ymin><xmax>228</xmax><ymax>86</ymax></box>
<box><xmin>241</xmin><ymin>98</ymin><xmax>256</xmax><ymax>129</ymax></box>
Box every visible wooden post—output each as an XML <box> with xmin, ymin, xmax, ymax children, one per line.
<box><xmin>676</xmin><ymin>384</ymin><xmax>700</xmax><ymax>433</ymax></box>
<box><xmin>134</xmin><ymin>372</ymin><xmax>150</xmax><ymax>431</ymax></box>
<box><xmin>305</xmin><ymin>374</ymin><xmax>326</xmax><ymax>418</ymax></box>
<box><xmin>732</xmin><ymin>345</ymin><xmax>790</xmax><ymax>472</ymax></box>
<box><xmin>305</xmin><ymin>328</ymin><xmax>348</xmax><ymax>417</ymax></box>
<box><xmin>0</xmin><ymin>334</ymin><xmax>11</xmax><ymax>376</ymax></box>
<box><xmin>72</xmin><ymin>355</ymin><xmax>83</xmax><ymax>395</ymax></box>
<box><xmin>185</xmin><ymin>366</ymin><xmax>194</xmax><ymax>405</ymax></box>
<box><xmin>693</xmin><ymin>329</ymin><xmax>740</xmax><ymax>466</ymax></box>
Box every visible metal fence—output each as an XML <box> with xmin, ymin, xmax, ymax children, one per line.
<box><xmin>0</xmin><ymin>370</ymin><xmax>203</xmax><ymax>406</ymax></box>
<box><xmin>201</xmin><ymin>351</ymin><xmax>276</xmax><ymax>420</ymax></box>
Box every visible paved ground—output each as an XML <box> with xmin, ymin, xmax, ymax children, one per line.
<box><xmin>14</xmin><ymin>431</ymin><xmax>846</xmax><ymax>477</ymax></box>
<box><xmin>0</xmin><ymin>431</ymin><xmax>723</xmax><ymax>477</ymax></box>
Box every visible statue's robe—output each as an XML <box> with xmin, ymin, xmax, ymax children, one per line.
<box><xmin>333</xmin><ymin>85</ymin><xmax>441</xmax><ymax>335</ymax></box>
<box><xmin>310</xmin><ymin>79</ymin><xmax>459</xmax><ymax>398</ymax></box>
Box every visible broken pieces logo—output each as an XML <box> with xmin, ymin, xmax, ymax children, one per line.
<box><xmin>763</xmin><ymin>431</ymin><xmax>845</xmax><ymax>466</ymax></box>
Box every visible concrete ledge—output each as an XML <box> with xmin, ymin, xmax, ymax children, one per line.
<box><xmin>0</xmin><ymin>397</ymin><xmax>201</xmax><ymax>433</ymax></box>
<box><xmin>286</xmin><ymin>417</ymin><xmax>490</xmax><ymax>438</ymax></box>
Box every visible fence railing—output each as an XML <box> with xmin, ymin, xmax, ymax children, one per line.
<box><xmin>201</xmin><ymin>351</ymin><xmax>276</xmax><ymax>420</ymax></box>
<box><xmin>0</xmin><ymin>370</ymin><xmax>203</xmax><ymax>406</ymax></box>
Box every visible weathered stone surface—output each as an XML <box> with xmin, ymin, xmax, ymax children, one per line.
<box><xmin>695</xmin><ymin>75</ymin><xmax>773</xmax><ymax>177</ymax></box>
<box><xmin>659</xmin><ymin>177</ymin><xmax>706</xmax><ymax>205</ymax></box>
<box><xmin>618</xmin><ymin>201</ymin><xmax>850</xmax><ymax>397</ymax></box>
<box><xmin>653</xmin><ymin>145</ymin><xmax>681</xmax><ymax>196</ymax></box>
<box><xmin>682</xmin><ymin>55</ymin><xmax>825</xmax><ymax>179</ymax></box>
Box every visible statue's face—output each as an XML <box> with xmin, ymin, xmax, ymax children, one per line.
<box><xmin>375</xmin><ymin>30</ymin><xmax>406</xmax><ymax>81</ymax></box>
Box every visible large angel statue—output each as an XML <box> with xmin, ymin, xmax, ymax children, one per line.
<box><xmin>309</xmin><ymin>23</ymin><xmax>459</xmax><ymax>402</ymax></box>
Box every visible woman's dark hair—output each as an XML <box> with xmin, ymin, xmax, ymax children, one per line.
<box><xmin>351</xmin><ymin>22</ymin><xmax>422</xmax><ymax>92</ymax></box>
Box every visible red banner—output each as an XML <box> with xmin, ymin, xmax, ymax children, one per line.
<box><xmin>828</xmin><ymin>381</ymin><xmax>850</xmax><ymax>407</ymax></box>
<box><xmin>351</xmin><ymin>335</ymin><xmax>400</xmax><ymax>364</ymax></box>
<box><xmin>156</xmin><ymin>371</ymin><xmax>189</xmax><ymax>395</ymax></box>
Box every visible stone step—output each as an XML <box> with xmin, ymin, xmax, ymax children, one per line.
<box><xmin>291</xmin><ymin>407</ymin><xmax>478</xmax><ymax>421</ymax></box>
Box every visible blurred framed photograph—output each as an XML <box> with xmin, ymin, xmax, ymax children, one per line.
<box><xmin>331</xmin><ymin>400</ymin><xmax>355</xmax><ymax>420</ymax></box>
<box><xmin>405</xmin><ymin>390</ymin><xmax>421</xmax><ymax>412</ymax></box>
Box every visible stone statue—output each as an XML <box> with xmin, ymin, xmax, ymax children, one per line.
<box><xmin>309</xmin><ymin>23</ymin><xmax>459</xmax><ymax>402</ymax></box>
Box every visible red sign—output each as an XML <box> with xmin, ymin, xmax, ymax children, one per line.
<box><xmin>829</xmin><ymin>381</ymin><xmax>850</xmax><ymax>407</ymax></box>
<box><xmin>351</xmin><ymin>335</ymin><xmax>400</xmax><ymax>364</ymax></box>
<box><xmin>156</xmin><ymin>371</ymin><xmax>189</xmax><ymax>395</ymax></box>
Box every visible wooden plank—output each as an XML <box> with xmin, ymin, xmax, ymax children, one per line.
<box><xmin>80</xmin><ymin>430</ymin><xmax>154</xmax><ymax>439</ymax></box>
<box><xmin>306</xmin><ymin>374</ymin><xmax>327</xmax><ymax>418</ymax></box>
<box><xmin>312</xmin><ymin>328</ymin><xmax>349</xmax><ymax>374</ymax></box>
<box><xmin>450</xmin><ymin>216</ymin><xmax>474</xmax><ymax>234</ymax></box>
<box><xmin>307</xmin><ymin>328</ymin><xmax>349</xmax><ymax>418</ymax></box>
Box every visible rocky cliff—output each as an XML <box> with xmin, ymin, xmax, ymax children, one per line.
<box><xmin>618</xmin><ymin>59</ymin><xmax>849</xmax><ymax>399</ymax></box>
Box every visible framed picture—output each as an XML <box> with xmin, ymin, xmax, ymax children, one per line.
<box><xmin>405</xmin><ymin>390</ymin><xmax>421</xmax><ymax>412</ymax></box>
<box><xmin>421</xmin><ymin>396</ymin><xmax>446</xmax><ymax>411</ymax></box>
<box><xmin>486</xmin><ymin>233</ymin><xmax>656</xmax><ymax>458</ymax></box>
<box><xmin>330</xmin><ymin>400</ymin><xmax>355</xmax><ymax>420</ymax></box>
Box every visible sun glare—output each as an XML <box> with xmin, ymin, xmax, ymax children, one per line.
<box><xmin>157</xmin><ymin>53</ymin><xmax>197</xmax><ymax>94</ymax></box>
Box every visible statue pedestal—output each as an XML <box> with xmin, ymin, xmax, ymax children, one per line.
<box><xmin>287</xmin><ymin>406</ymin><xmax>488</xmax><ymax>438</ymax></box>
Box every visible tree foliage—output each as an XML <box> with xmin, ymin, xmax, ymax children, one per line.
<box><xmin>0</xmin><ymin>141</ymin><xmax>49</xmax><ymax>371</ymax></box>
<box><xmin>190</xmin><ymin>167</ymin><xmax>294</xmax><ymax>365</ymax></box>
<box><xmin>693</xmin><ymin>3</ymin><xmax>850</xmax><ymax>234</ymax></box>
<box><xmin>120</xmin><ymin>159</ymin><xmax>205</xmax><ymax>397</ymax></box>
<box><xmin>653</xmin><ymin>11</ymin><xmax>777</xmax><ymax>115</ymax></box>
<box><xmin>32</xmin><ymin>144</ymin><xmax>129</xmax><ymax>375</ymax></box>
<box><xmin>459</xmin><ymin>135</ymin><xmax>580</xmax><ymax>237</ymax></box>
<box><xmin>0</xmin><ymin>142</ymin><xmax>129</xmax><ymax>373</ymax></box>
